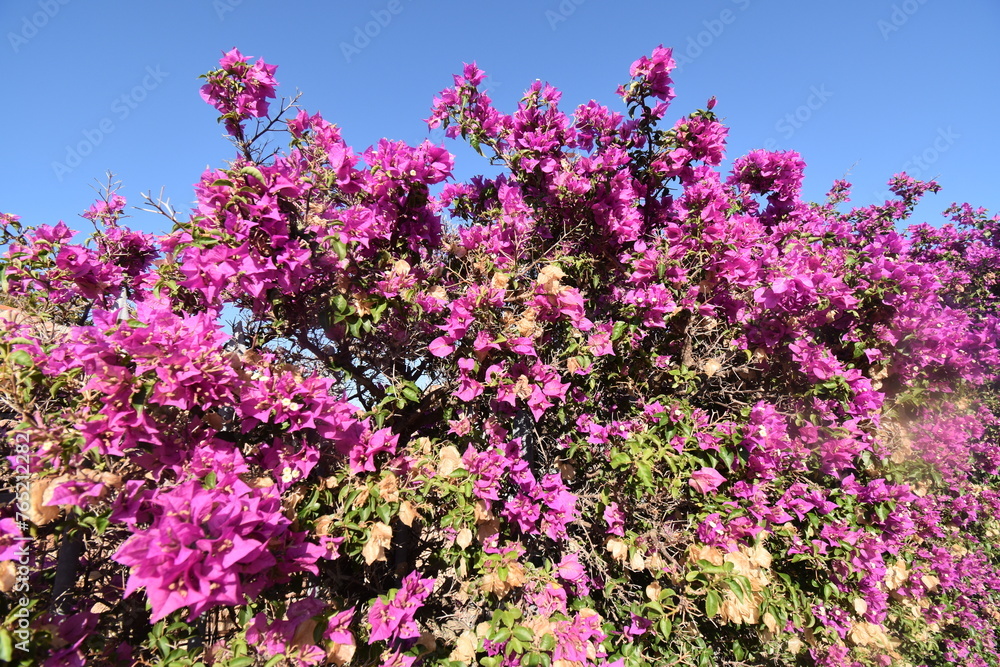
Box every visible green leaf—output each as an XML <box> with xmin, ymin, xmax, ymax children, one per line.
<box><xmin>203</xmin><ymin>471</ymin><xmax>217</xmax><ymax>489</ymax></box>
<box><xmin>0</xmin><ymin>628</ymin><xmax>12</xmax><ymax>663</ymax></box>
<box><xmin>489</xmin><ymin>627</ymin><xmax>512</xmax><ymax>644</ymax></box>
<box><xmin>732</xmin><ymin>641</ymin><xmax>747</xmax><ymax>661</ymax></box>
<box><xmin>705</xmin><ymin>589</ymin><xmax>720</xmax><ymax>618</ymax></box>
<box><xmin>538</xmin><ymin>633</ymin><xmax>556</xmax><ymax>652</ymax></box>
<box><xmin>719</xmin><ymin>446</ymin><xmax>734</xmax><ymax>469</ymax></box>
<box><xmin>823</xmin><ymin>583</ymin><xmax>837</xmax><ymax>600</ymax></box>
<box><xmin>636</xmin><ymin>461</ymin><xmax>654</xmax><ymax>488</ymax></box>
<box><xmin>48</xmin><ymin>377</ymin><xmax>67</xmax><ymax>398</ymax></box>
<box><xmin>239</xmin><ymin>165</ymin><xmax>267</xmax><ymax>185</ymax></box>
<box><xmin>263</xmin><ymin>657</ymin><xmax>286</xmax><ymax>667</ymax></box>
<box><xmin>512</xmin><ymin>626</ymin><xmax>534</xmax><ymax>642</ymax></box>
<box><xmin>4</xmin><ymin>337</ymin><xmax>33</xmax><ymax>347</ymax></box>
<box><xmin>657</xmin><ymin>615</ymin><xmax>672</xmax><ymax>639</ymax></box>
<box><xmin>725</xmin><ymin>578</ymin><xmax>745</xmax><ymax>602</ymax></box>
<box><xmin>610</xmin><ymin>452</ymin><xmax>631</xmax><ymax>469</ymax></box>
<box><xmin>165</xmin><ymin>648</ymin><xmax>188</xmax><ymax>663</ymax></box>
<box><xmin>7</xmin><ymin>350</ymin><xmax>32</xmax><ymax>367</ymax></box>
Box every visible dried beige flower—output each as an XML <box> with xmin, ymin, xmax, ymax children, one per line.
<box><xmin>536</xmin><ymin>264</ymin><xmax>566</xmax><ymax>295</ymax></box>
<box><xmin>362</xmin><ymin>522</ymin><xmax>393</xmax><ymax>564</ymax></box>
<box><xmin>438</xmin><ymin>446</ymin><xmax>465</xmax><ymax>476</ymax></box>
<box><xmin>399</xmin><ymin>501</ymin><xmax>420</xmax><ymax>527</ymax></box>
<box><xmin>377</xmin><ymin>473</ymin><xmax>400</xmax><ymax>502</ymax></box>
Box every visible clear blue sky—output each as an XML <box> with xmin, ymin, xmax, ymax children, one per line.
<box><xmin>2</xmin><ymin>0</ymin><xmax>998</xmax><ymax>236</ymax></box>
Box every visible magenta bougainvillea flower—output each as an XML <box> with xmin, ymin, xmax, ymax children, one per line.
<box><xmin>199</xmin><ymin>48</ymin><xmax>278</xmax><ymax>135</ymax></box>
<box><xmin>368</xmin><ymin>571</ymin><xmax>435</xmax><ymax>644</ymax></box>
<box><xmin>113</xmin><ymin>479</ymin><xmax>324</xmax><ymax>621</ymax></box>
<box><xmin>689</xmin><ymin>466</ymin><xmax>727</xmax><ymax>494</ymax></box>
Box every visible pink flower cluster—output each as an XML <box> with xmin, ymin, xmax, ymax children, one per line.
<box><xmin>200</xmin><ymin>47</ymin><xmax>278</xmax><ymax>136</ymax></box>
<box><xmin>113</xmin><ymin>477</ymin><xmax>325</xmax><ymax>622</ymax></box>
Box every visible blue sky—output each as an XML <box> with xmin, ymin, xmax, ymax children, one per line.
<box><xmin>2</xmin><ymin>0</ymin><xmax>998</xmax><ymax>237</ymax></box>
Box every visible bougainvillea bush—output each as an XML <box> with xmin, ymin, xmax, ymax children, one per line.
<box><xmin>2</xmin><ymin>46</ymin><xmax>999</xmax><ymax>667</ymax></box>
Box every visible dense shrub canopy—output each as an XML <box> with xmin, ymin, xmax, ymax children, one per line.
<box><xmin>2</xmin><ymin>46</ymin><xmax>999</xmax><ymax>667</ymax></box>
